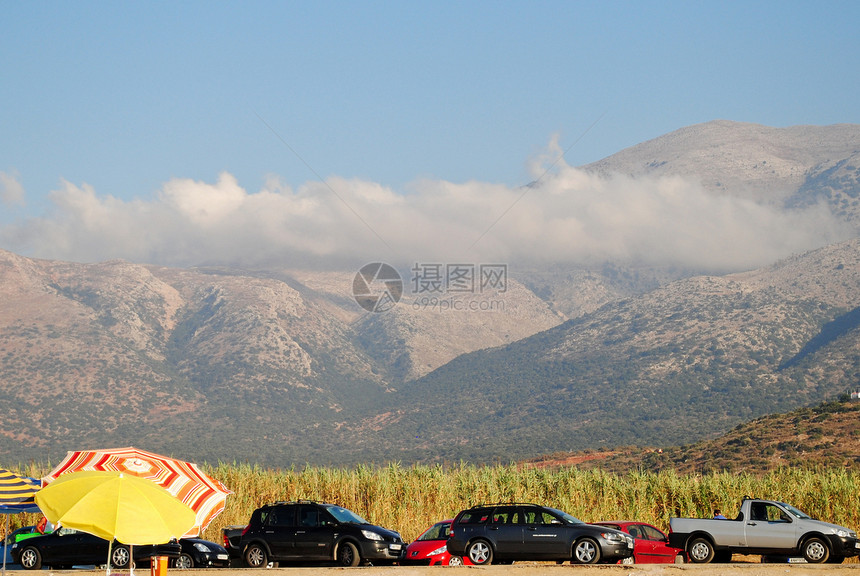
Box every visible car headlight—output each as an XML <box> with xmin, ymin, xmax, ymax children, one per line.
<box><xmin>600</xmin><ymin>532</ymin><xmax>626</xmax><ymax>543</ymax></box>
<box><xmin>427</xmin><ymin>545</ymin><xmax>447</xmax><ymax>556</ymax></box>
<box><xmin>193</xmin><ymin>542</ymin><xmax>211</xmax><ymax>552</ymax></box>
<box><xmin>832</xmin><ymin>528</ymin><xmax>850</xmax><ymax>538</ymax></box>
<box><xmin>361</xmin><ymin>530</ymin><xmax>383</xmax><ymax>541</ymax></box>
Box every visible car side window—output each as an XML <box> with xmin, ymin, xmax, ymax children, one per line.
<box><xmin>639</xmin><ymin>525</ymin><xmax>664</xmax><ymax>541</ymax></box>
<box><xmin>298</xmin><ymin>505</ymin><xmax>321</xmax><ymax>527</ymax></box>
<box><xmin>459</xmin><ymin>508</ymin><xmax>491</xmax><ymax>524</ymax></box>
<box><xmin>268</xmin><ymin>505</ymin><xmax>296</xmax><ymax>527</ymax></box>
<box><xmin>491</xmin><ymin>506</ymin><xmax>517</xmax><ymax>524</ymax></box>
<box><xmin>765</xmin><ymin>505</ymin><xmax>790</xmax><ymax>522</ymax></box>
<box><xmin>525</xmin><ymin>509</ymin><xmax>556</xmax><ymax>525</ymax></box>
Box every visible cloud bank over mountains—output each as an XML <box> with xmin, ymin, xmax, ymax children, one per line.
<box><xmin>1</xmin><ymin>151</ymin><xmax>852</xmax><ymax>273</ymax></box>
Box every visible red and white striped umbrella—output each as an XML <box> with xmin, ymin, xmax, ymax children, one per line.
<box><xmin>42</xmin><ymin>447</ymin><xmax>231</xmax><ymax>538</ymax></box>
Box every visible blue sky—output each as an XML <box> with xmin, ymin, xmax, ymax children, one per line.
<box><xmin>1</xmin><ymin>1</ymin><xmax>858</xmax><ymax>270</ymax></box>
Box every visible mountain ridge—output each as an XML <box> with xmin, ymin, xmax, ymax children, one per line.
<box><xmin>1</xmin><ymin>120</ymin><xmax>859</xmax><ymax>467</ymax></box>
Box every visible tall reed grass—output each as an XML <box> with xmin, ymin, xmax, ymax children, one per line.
<box><xmin>202</xmin><ymin>463</ymin><xmax>860</xmax><ymax>542</ymax></box>
<box><xmin>5</xmin><ymin>462</ymin><xmax>859</xmax><ymax>544</ymax></box>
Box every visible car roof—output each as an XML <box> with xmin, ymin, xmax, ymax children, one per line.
<box><xmin>463</xmin><ymin>502</ymin><xmax>543</xmax><ymax>509</ymax></box>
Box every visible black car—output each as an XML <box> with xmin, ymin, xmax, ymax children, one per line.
<box><xmin>11</xmin><ymin>527</ymin><xmax>181</xmax><ymax>570</ymax></box>
<box><xmin>446</xmin><ymin>503</ymin><xmax>634</xmax><ymax>565</ymax></box>
<box><xmin>173</xmin><ymin>538</ymin><xmax>231</xmax><ymax>569</ymax></box>
<box><xmin>239</xmin><ymin>500</ymin><xmax>405</xmax><ymax>567</ymax></box>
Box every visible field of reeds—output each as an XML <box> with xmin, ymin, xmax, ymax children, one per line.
<box><xmin>6</xmin><ymin>462</ymin><xmax>860</xmax><ymax>544</ymax></box>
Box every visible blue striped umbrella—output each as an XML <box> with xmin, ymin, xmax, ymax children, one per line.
<box><xmin>1</xmin><ymin>469</ymin><xmax>41</xmax><ymax>576</ymax></box>
<box><xmin>0</xmin><ymin>469</ymin><xmax>39</xmax><ymax>507</ymax></box>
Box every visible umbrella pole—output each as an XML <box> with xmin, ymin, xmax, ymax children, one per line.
<box><xmin>106</xmin><ymin>539</ymin><xmax>112</xmax><ymax>576</ymax></box>
<box><xmin>3</xmin><ymin>514</ymin><xmax>8</xmax><ymax>576</ymax></box>
<box><xmin>129</xmin><ymin>544</ymin><xmax>134</xmax><ymax>576</ymax></box>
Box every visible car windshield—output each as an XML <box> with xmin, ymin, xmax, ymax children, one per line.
<box><xmin>546</xmin><ymin>507</ymin><xmax>583</xmax><ymax>525</ymax></box>
<box><xmin>324</xmin><ymin>505</ymin><xmax>369</xmax><ymax>524</ymax></box>
<box><xmin>418</xmin><ymin>522</ymin><xmax>450</xmax><ymax>541</ymax></box>
<box><xmin>779</xmin><ymin>502</ymin><xmax>811</xmax><ymax>519</ymax></box>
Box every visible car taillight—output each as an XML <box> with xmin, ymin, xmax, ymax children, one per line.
<box><xmin>241</xmin><ymin>525</ymin><xmax>250</xmax><ymax>536</ymax></box>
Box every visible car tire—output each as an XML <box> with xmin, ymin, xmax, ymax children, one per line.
<box><xmin>336</xmin><ymin>541</ymin><xmax>361</xmax><ymax>567</ymax></box>
<box><xmin>687</xmin><ymin>537</ymin><xmax>715</xmax><ymax>563</ymax></box>
<box><xmin>572</xmin><ymin>537</ymin><xmax>601</xmax><ymax>564</ymax></box>
<box><xmin>466</xmin><ymin>539</ymin><xmax>493</xmax><ymax>565</ymax></box>
<box><xmin>447</xmin><ymin>556</ymin><xmax>463</xmax><ymax>566</ymax></box>
<box><xmin>19</xmin><ymin>547</ymin><xmax>42</xmax><ymax>570</ymax></box>
<box><xmin>111</xmin><ymin>545</ymin><xmax>132</xmax><ymax>569</ymax></box>
<box><xmin>802</xmin><ymin>537</ymin><xmax>830</xmax><ymax>563</ymax></box>
<box><xmin>174</xmin><ymin>553</ymin><xmax>195</xmax><ymax>569</ymax></box>
<box><xmin>244</xmin><ymin>543</ymin><xmax>269</xmax><ymax>568</ymax></box>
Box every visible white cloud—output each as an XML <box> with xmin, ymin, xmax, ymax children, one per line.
<box><xmin>0</xmin><ymin>153</ymin><xmax>853</xmax><ymax>273</ymax></box>
<box><xmin>0</xmin><ymin>170</ymin><xmax>25</xmax><ymax>207</ymax></box>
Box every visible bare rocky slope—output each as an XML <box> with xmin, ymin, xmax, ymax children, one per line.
<box><xmin>0</xmin><ymin>251</ymin><xmax>560</xmax><ymax>464</ymax></box>
<box><xmin>585</xmin><ymin>120</ymin><xmax>860</xmax><ymax>219</ymax></box>
<box><xmin>363</xmin><ymin>238</ymin><xmax>860</xmax><ymax>463</ymax></box>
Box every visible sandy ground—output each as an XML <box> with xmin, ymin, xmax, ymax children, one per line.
<box><xmin>4</xmin><ymin>562</ymin><xmax>860</xmax><ymax>576</ymax></box>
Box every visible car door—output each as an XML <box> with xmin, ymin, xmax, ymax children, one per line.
<box><xmin>486</xmin><ymin>506</ymin><xmax>524</xmax><ymax>558</ymax></box>
<box><xmin>262</xmin><ymin>504</ymin><xmax>299</xmax><ymax>559</ymax></box>
<box><xmin>43</xmin><ymin>529</ymin><xmax>104</xmax><ymax>566</ymax></box>
<box><xmin>292</xmin><ymin>504</ymin><xmax>336</xmax><ymax>559</ymax></box>
<box><xmin>522</xmin><ymin>507</ymin><xmax>570</xmax><ymax>558</ymax></box>
<box><xmin>743</xmin><ymin>502</ymin><xmax>797</xmax><ymax>550</ymax></box>
<box><xmin>635</xmin><ymin>524</ymin><xmax>677</xmax><ymax>563</ymax></box>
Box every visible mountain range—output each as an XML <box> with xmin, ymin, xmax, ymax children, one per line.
<box><xmin>1</xmin><ymin>120</ymin><xmax>858</xmax><ymax>467</ymax></box>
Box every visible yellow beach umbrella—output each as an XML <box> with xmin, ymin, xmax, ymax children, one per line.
<box><xmin>35</xmin><ymin>470</ymin><xmax>195</xmax><ymax>545</ymax></box>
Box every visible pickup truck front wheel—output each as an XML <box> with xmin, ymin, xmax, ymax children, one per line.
<box><xmin>687</xmin><ymin>537</ymin><xmax>715</xmax><ymax>563</ymax></box>
<box><xmin>802</xmin><ymin>537</ymin><xmax>830</xmax><ymax>563</ymax></box>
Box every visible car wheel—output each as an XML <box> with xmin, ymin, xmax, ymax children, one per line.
<box><xmin>111</xmin><ymin>545</ymin><xmax>131</xmax><ymax>568</ymax></box>
<box><xmin>336</xmin><ymin>541</ymin><xmax>361</xmax><ymax>567</ymax></box>
<box><xmin>447</xmin><ymin>556</ymin><xmax>463</xmax><ymax>566</ymax></box>
<box><xmin>572</xmin><ymin>538</ymin><xmax>601</xmax><ymax>564</ymax></box>
<box><xmin>19</xmin><ymin>547</ymin><xmax>42</xmax><ymax>570</ymax></box>
<box><xmin>466</xmin><ymin>539</ymin><xmax>493</xmax><ymax>565</ymax></box>
<box><xmin>802</xmin><ymin>537</ymin><xmax>830</xmax><ymax>563</ymax></box>
<box><xmin>687</xmin><ymin>537</ymin><xmax>715</xmax><ymax>563</ymax></box>
<box><xmin>174</xmin><ymin>553</ymin><xmax>195</xmax><ymax>569</ymax></box>
<box><xmin>244</xmin><ymin>543</ymin><xmax>268</xmax><ymax>568</ymax></box>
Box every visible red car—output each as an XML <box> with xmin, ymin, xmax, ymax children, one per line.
<box><xmin>402</xmin><ymin>520</ymin><xmax>473</xmax><ymax>566</ymax></box>
<box><xmin>593</xmin><ymin>521</ymin><xmax>685</xmax><ymax>564</ymax></box>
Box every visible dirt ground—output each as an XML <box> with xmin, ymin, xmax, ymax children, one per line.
<box><xmin>5</xmin><ymin>562</ymin><xmax>860</xmax><ymax>576</ymax></box>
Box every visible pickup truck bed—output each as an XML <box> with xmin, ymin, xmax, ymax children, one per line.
<box><xmin>221</xmin><ymin>525</ymin><xmax>245</xmax><ymax>562</ymax></box>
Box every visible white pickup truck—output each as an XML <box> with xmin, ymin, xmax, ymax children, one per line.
<box><xmin>668</xmin><ymin>498</ymin><xmax>860</xmax><ymax>564</ymax></box>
